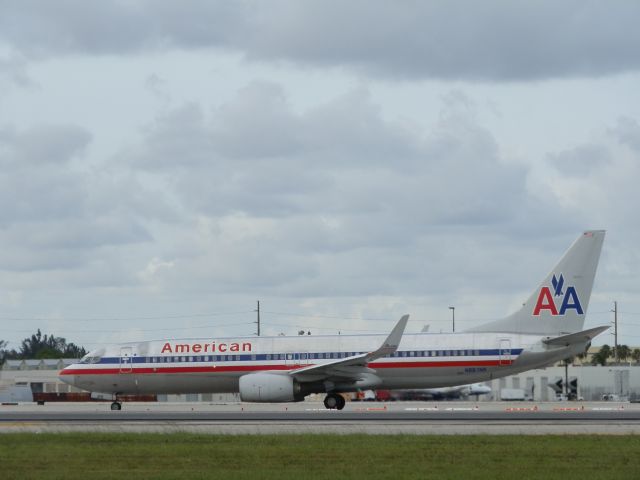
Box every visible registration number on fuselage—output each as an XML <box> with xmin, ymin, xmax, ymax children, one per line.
<box><xmin>464</xmin><ymin>367</ymin><xmax>487</xmax><ymax>373</ymax></box>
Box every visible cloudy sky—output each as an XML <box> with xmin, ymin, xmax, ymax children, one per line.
<box><xmin>1</xmin><ymin>1</ymin><xmax>639</xmax><ymax>351</ymax></box>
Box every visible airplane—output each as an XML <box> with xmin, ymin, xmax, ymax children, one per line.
<box><xmin>60</xmin><ymin>230</ymin><xmax>607</xmax><ymax>411</ymax></box>
<box><xmin>389</xmin><ymin>382</ymin><xmax>492</xmax><ymax>401</ymax></box>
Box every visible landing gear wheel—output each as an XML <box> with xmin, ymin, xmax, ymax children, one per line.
<box><xmin>110</xmin><ymin>401</ymin><xmax>122</xmax><ymax>411</ymax></box>
<box><xmin>324</xmin><ymin>393</ymin><xmax>345</xmax><ymax>410</ymax></box>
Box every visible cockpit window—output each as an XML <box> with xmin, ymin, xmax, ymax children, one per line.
<box><xmin>79</xmin><ymin>349</ymin><xmax>105</xmax><ymax>364</ymax></box>
<box><xmin>80</xmin><ymin>355</ymin><xmax>101</xmax><ymax>364</ymax></box>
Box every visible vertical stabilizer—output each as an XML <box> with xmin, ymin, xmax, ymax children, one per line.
<box><xmin>467</xmin><ymin>231</ymin><xmax>605</xmax><ymax>335</ymax></box>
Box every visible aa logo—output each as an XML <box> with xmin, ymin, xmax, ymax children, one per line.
<box><xmin>533</xmin><ymin>274</ymin><xmax>583</xmax><ymax>316</ymax></box>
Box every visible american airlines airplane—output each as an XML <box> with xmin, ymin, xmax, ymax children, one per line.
<box><xmin>60</xmin><ymin>231</ymin><xmax>607</xmax><ymax>411</ymax></box>
<box><xmin>389</xmin><ymin>382</ymin><xmax>493</xmax><ymax>401</ymax></box>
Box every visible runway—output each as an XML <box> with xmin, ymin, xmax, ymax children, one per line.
<box><xmin>2</xmin><ymin>401</ymin><xmax>639</xmax><ymax>434</ymax></box>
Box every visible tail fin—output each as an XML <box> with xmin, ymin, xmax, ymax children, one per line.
<box><xmin>468</xmin><ymin>230</ymin><xmax>605</xmax><ymax>335</ymax></box>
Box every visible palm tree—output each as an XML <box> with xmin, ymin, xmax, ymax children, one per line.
<box><xmin>616</xmin><ymin>345</ymin><xmax>631</xmax><ymax>364</ymax></box>
<box><xmin>591</xmin><ymin>344</ymin><xmax>611</xmax><ymax>366</ymax></box>
<box><xmin>576</xmin><ymin>349</ymin><xmax>588</xmax><ymax>365</ymax></box>
<box><xmin>631</xmin><ymin>348</ymin><xmax>640</xmax><ymax>365</ymax></box>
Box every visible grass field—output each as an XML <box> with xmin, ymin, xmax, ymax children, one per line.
<box><xmin>1</xmin><ymin>434</ymin><xmax>639</xmax><ymax>479</ymax></box>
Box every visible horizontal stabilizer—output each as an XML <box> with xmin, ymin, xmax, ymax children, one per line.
<box><xmin>543</xmin><ymin>325</ymin><xmax>609</xmax><ymax>347</ymax></box>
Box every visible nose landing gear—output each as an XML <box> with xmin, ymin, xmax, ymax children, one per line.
<box><xmin>323</xmin><ymin>393</ymin><xmax>345</xmax><ymax>410</ymax></box>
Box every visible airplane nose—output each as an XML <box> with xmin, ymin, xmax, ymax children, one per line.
<box><xmin>58</xmin><ymin>366</ymin><xmax>76</xmax><ymax>386</ymax></box>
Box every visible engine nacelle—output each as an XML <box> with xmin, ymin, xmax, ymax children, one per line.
<box><xmin>239</xmin><ymin>373</ymin><xmax>299</xmax><ymax>402</ymax></box>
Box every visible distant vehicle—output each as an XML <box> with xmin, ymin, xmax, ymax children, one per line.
<box><xmin>373</xmin><ymin>390</ymin><xmax>394</xmax><ymax>402</ymax></box>
<box><xmin>500</xmin><ymin>388</ymin><xmax>527</xmax><ymax>401</ymax></box>
<box><xmin>353</xmin><ymin>390</ymin><xmax>377</xmax><ymax>401</ymax></box>
<box><xmin>602</xmin><ymin>394</ymin><xmax>623</xmax><ymax>402</ymax></box>
<box><xmin>60</xmin><ymin>231</ymin><xmax>607</xmax><ymax>411</ymax></box>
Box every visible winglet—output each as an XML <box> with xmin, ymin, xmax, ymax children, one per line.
<box><xmin>368</xmin><ymin>314</ymin><xmax>409</xmax><ymax>361</ymax></box>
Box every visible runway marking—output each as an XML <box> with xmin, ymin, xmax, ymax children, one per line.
<box><xmin>404</xmin><ymin>406</ymin><xmax>479</xmax><ymax>411</ymax></box>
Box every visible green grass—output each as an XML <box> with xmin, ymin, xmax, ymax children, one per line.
<box><xmin>1</xmin><ymin>434</ymin><xmax>639</xmax><ymax>479</ymax></box>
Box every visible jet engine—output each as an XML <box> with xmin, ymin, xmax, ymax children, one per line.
<box><xmin>239</xmin><ymin>373</ymin><xmax>304</xmax><ymax>402</ymax></box>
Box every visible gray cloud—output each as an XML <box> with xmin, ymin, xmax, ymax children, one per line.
<box><xmin>118</xmin><ymin>83</ymin><xmax>544</xmax><ymax>298</ymax></box>
<box><xmin>0</xmin><ymin>52</ymin><xmax>32</xmax><ymax>86</ymax></box>
<box><xmin>543</xmin><ymin>118</ymin><xmax>640</xmax><ymax>276</ymax></box>
<box><xmin>1</xmin><ymin>1</ymin><xmax>640</xmax><ymax>81</ymax></box>
<box><xmin>129</xmin><ymin>83</ymin><xmax>525</xmax><ymax>225</ymax></box>
<box><xmin>610</xmin><ymin>117</ymin><xmax>640</xmax><ymax>152</ymax></box>
<box><xmin>0</xmin><ymin>124</ymin><xmax>91</xmax><ymax>167</ymax></box>
<box><xmin>0</xmin><ymin>125</ymin><xmax>91</xmax><ymax>224</ymax></box>
<box><xmin>0</xmin><ymin>124</ymin><xmax>153</xmax><ymax>276</ymax></box>
<box><xmin>547</xmin><ymin>144</ymin><xmax>611</xmax><ymax>177</ymax></box>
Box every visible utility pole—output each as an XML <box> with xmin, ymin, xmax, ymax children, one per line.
<box><xmin>255</xmin><ymin>300</ymin><xmax>261</xmax><ymax>336</ymax></box>
<box><xmin>564</xmin><ymin>358</ymin><xmax>569</xmax><ymax>399</ymax></box>
<box><xmin>612</xmin><ymin>301</ymin><xmax>618</xmax><ymax>363</ymax></box>
<box><xmin>449</xmin><ymin>306</ymin><xmax>455</xmax><ymax>333</ymax></box>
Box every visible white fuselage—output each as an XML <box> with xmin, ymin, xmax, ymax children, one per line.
<box><xmin>60</xmin><ymin>331</ymin><xmax>583</xmax><ymax>396</ymax></box>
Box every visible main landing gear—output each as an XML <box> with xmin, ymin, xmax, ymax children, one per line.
<box><xmin>323</xmin><ymin>393</ymin><xmax>345</xmax><ymax>410</ymax></box>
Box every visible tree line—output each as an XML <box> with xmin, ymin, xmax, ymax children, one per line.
<box><xmin>589</xmin><ymin>344</ymin><xmax>640</xmax><ymax>366</ymax></box>
<box><xmin>0</xmin><ymin>329</ymin><xmax>86</xmax><ymax>365</ymax></box>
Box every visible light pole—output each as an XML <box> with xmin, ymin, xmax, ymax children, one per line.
<box><xmin>612</xmin><ymin>301</ymin><xmax>618</xmax><ymax>363</ymax></box>
<box><xmin>449</xmin><ymin>306</ymin><xmax>455</xmax><ymax>333</ymax></box>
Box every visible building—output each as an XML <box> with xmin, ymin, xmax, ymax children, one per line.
<box><xmin>1</xmin><ymin>359</ymin><xmax>82</xmax><ymax>395</ymax></box>
<box><xmin>486</xmin><ymin>364</ymin><xmax>640</xmax><ymax>401</ymax></box>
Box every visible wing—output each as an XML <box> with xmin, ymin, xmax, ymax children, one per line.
<box><xmin>290</xmin><ymin>314</ymin><xmax>409</xmax><ymax>387</ymax></box>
